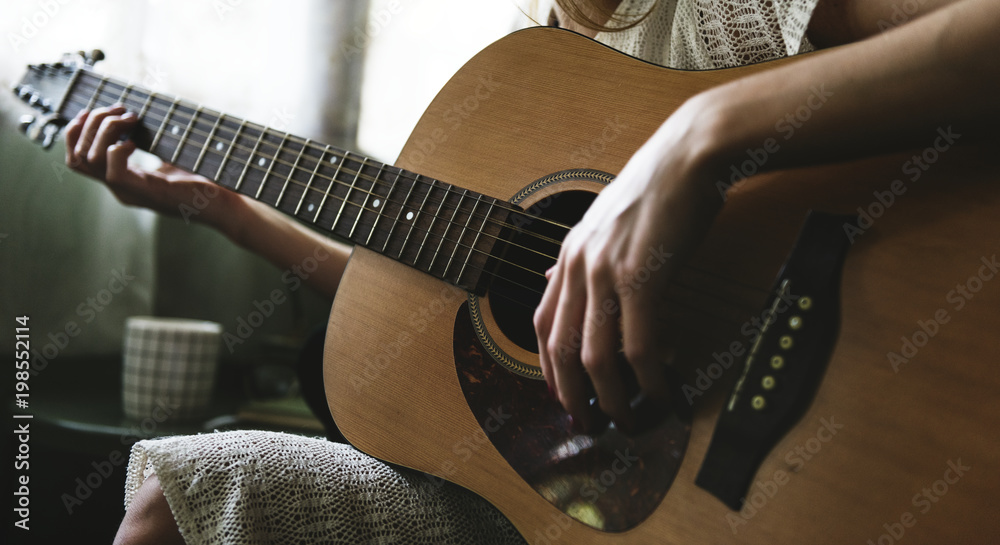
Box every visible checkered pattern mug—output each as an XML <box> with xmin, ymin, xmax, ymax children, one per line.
<box><xmin>122</xmin><ymin>316</ymin><xmax>223</xmax><ymax>422</ymax></box>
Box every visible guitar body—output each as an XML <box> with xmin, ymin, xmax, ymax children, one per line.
<box><xmin>324</xmin><ymin>28</ymin><xmax>999</xmax><ymax>543</ymax></box>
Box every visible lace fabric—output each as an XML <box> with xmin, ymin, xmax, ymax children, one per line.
<box><xmin>125</xmin><ymin>431</ymin><xmax>525</xmax><ymax>544</ymax></box>
<box><xmin>597</xmin><ymin>0</ymin><xmax>819</xmax><ymax>69</ymax></box>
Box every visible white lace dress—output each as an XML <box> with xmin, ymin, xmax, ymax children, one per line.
<box><xmin>124</xmin><ymin>1</ymin><xmax>821</xmax><ymax>543</ymax></box>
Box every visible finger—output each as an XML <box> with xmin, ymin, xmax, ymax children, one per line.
<box><xmin>581</xmin><ymin>277</ymin><xmax>632</xmax><ymax>430</ymax></box>
<box><xmin>64</xmin><ymin>109</ymin><xmax>90</xmax><ymax>168</ymax></box>
<box><xmin>87</xmin><ymin>112</ymin><xmax>138</xmax><ymax>175</ymax></box>
<box><xmin>75</xmin><ymin>105</ymin><xmax>126</xmax><ymax>170</ymax></box>
<box><xmin>547</xmin><ymin>259</ymin><xmax>591</xmax><ymax>430</ymax></box>
<box><xmin>621</xmin><ymin>290</ymin><xmax>670</xmax><ymax>402</ymax></box>
<box><xmin>535</xmin><ymin>261</ymin><xmax>562</xmax><ymax>393</ymax></box>
<box><xmin>106</xmin><ymin>140</ymin><xmax>139</xmax><ymax>189</ymax></box>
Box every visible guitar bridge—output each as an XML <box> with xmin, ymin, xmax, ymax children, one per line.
<box><xmin>694</xmin><ymin>211</ymin><xmax>855</xmax><ymax>510</ymax></box>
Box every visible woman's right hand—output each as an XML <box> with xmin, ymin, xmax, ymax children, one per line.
<box><xmin>64</xmin><ymin>105</ymin><xmax>242</xmax><ymax>232</ymax></box>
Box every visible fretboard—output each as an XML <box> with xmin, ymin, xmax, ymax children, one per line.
<box><xmin>61</xmin><ymin>68</ymin><xmax>511</xmax><ymax>293</ymax></box>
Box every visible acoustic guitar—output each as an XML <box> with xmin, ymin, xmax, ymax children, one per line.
<box><xmin>14</xmin><ymin>27</ymin><xmax>998</xmax><ymax>544</ymax></box>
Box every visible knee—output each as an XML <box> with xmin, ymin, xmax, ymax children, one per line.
<box><xmin>114</xmin><ymin>475</ymin><xmax>185</xmax><ymax>545</ymax></box>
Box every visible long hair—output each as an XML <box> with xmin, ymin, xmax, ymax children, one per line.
<box><xmin>554</xmin><ymin>0</ymin><xmax>658</xmax><ymax>32</ymax></box>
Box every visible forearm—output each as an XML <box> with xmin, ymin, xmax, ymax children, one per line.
<box><xmin>219</xmin><ymin>193</ymin><xmax>351</xmax><ymax>299</ymax></box>
<box><xmin>691</xmin><ymin>0</ymin><xmax>998</xmax><ymax>177</ymax></box>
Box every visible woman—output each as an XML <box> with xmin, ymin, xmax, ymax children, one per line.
<box><xmin>66</xmin><ymin>0</ymin><xmax>998</xmax><ymax>543</ymax></box>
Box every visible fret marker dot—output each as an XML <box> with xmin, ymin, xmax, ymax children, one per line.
<box><xmin>215</xmin><ymin>142</ymin><xmax>224</xmax><ymax>151</ymax></box>
<box><xmin>372</xmin><ymin>199</ymin><xmax>381</xmax><ymax>208</ymax></box>
<box><xmin>170</xmin><ymin>125</ymin><xmax>180</xmax><ymax>135</ymax></box>
<box><xmin>331</xmin><ymin>157</ymin><xmax>338</xmax><ymax>164</ymax></box>
<box><xmin>406</xmin><ymin>211</ymin><xmax>414</xmax><ymax>221</ymax></box>
<box><xmin>258</xmin><ymin>158</ymin><xmax>267</xmax><ymax>167</ymax></box>
<box><xmin>307</xmin><ymin>204</ymin><xmax>315</xmax><ymax>212</ymax></box>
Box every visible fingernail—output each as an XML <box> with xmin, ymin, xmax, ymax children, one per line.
<box><xmin>122</xmin><ymin>112</ymin><xmax>137</xmax><ymax>120</ymax></box>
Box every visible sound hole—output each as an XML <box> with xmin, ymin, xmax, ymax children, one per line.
<box><xmin>487</xmin><ymin>190</ymin><xmax>597</xmax><ymax>353</ymax></box>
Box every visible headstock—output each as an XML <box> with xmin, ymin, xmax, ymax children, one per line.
<box><xmin>11</xmin><ymin>49</ymin><xmax>104</xmax><ymax>149</ymax></box>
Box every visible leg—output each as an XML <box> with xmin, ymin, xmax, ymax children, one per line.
<box><xmin>113</xmin><ymin>475</ymin><xmax>185</xmax><ymax>545</ymax></box>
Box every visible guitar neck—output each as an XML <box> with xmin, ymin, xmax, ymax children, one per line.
<box><xmin>60</xmin><ymin>68</ymin><xmax>509</xmax><ymax>294</ymax></box>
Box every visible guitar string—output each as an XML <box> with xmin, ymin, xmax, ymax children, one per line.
<box><xmin>57</xmin><ymin>71</ymin><xmax>771</xmax><ymax>310</ymax></box>
<box><xmin>65</xmin><ymin>91</ymin><xmax>767</xmax><ymax>322</ymax></box>
<box><xmin>66</xmin><ymin>73</ymin><xmax>772</xmax><ymax>298</ymax></box>
<box><xmin>69</xmin><ymin>80</ymin><xmax>773</xmax><ymax>305</ymax></box>
<box><xmin>64</xmin><ymin>94</ymin><xmax>564</xmax><ymax>289</ymax></box>
<box><xmin>65</xmin><ymin>84</ymin><xmax>575</xmax><ymax>263</ymax></box>
<box><xmin>69</xmin><ymin>74</ymin><xmax>577</xmax><ymax>242</ymax></box>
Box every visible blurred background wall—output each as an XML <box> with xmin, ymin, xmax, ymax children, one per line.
<box><xmin>0</xmin><ymin>0</ymin><xmax>533</xmax><ymax>366</ymax></box>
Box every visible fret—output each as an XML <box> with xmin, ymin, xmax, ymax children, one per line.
<box><xmin>84</xmin><ymin>76</ymin><xmax>107</xmax><ymax>110</ymax></box>
<box><xmin>410</xmin><ymin>178</ymin><xmax>440</xmax><ymax>265</ymax></box>
<box><xmin>42</xmin><ymin>69</ymin><xmax>513</xmax><ymax>290</ymax></box>
<box><xmin>458</xmin><ymin>198</ymin><xmax>496</xmax><ymax>284</ymax></box>
<box><xmin>431</xmin><ymin>189</ymin><xmax>467</xmax><ymax>275</ymax></box>
<box><xmin>277</xmin><ymin>138</ymin><xmax>309</xmax><ymax>208</ymax></box>
<box><xmin>295</xmin><ymin>144</ymin><xmax>330</xmax><ymax>216</ymax></box>
<box><xmin>399</xmin><ymin>175</ymin><xmax>432</xmax><ymax>261</ymax></box>
<box><xmin>350</xmin><ymin>163</ymin><xmax>383</xmax><ymax>240</ymax></box>
<box><xmin>193</xmin><ymin>112</ymin><xmax>223</xmax><ymax>173</ymax></box>
<box><xmin>314</xmin><ymin>150</ymin><xmax>345</xmax><ymax>224</ymax></box>
<box><xmin>383</xmin><ymin>173</ymin><xmax>418</xmax><ymax>255</ymax></box>
<box><xmin>331</xmin><ymin>153</ymin><xmax>362</xmax><ymax>232</ymax></box>
<box><xmin>237</xmin><ymin>125</ymin><xmax>267</xmax><ymax>192</ymax></box>
<box><xmin>367</xmin><ymin>168</ymin><xmax>402</xmax><ymax>248</ymax></box>
<box><xmin>151</xmin><ymin>99</ymin><xmax>178</xmax><ymax>151</ymax></box>
<box><xmin>448</xmin><ymin>195</ymin><xmax>482</xmax><ymax>283</ymax></box>
<box><xmin>137</xmin><ymin>91</ymin><xmax>155</xmax><ymax>119</ymax></box>
<box><xmin>171</xmin><ymin>105</ymin><xmax>201</xmax><ymax>164</ymax></box>
<box><xmin>117</xmin><ymin>83</ymin><xmax>133</xmax><ymax>106</ymax></box>
<box><xmin>56</xmin><ymin>68</ymin><xmax>84</xmax><ymax>114</ymax></box>
<box><xmin>216</xmin><ymin>119</ymin><xmax>246</xmax><ymax>182</ymax></box>
<box><xmin>255</xmin><ymin>131</ymin><xmax>287</xmax><ymax>200</ymax></box>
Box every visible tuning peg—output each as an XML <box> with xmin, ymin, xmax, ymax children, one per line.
<box><xmin>39</xmin><ymin>121</ymin><xmax>61</xmax><ymax>149</ymax></box>
<box><xmin>18</xmin><ymin>115</ymin><xmax>36</xmax><ymax>134</ymax></box>
<box><xmin>78</xmin><ymin>49</ymin><xmax>105</xmax><ymax>66</ymax></box>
